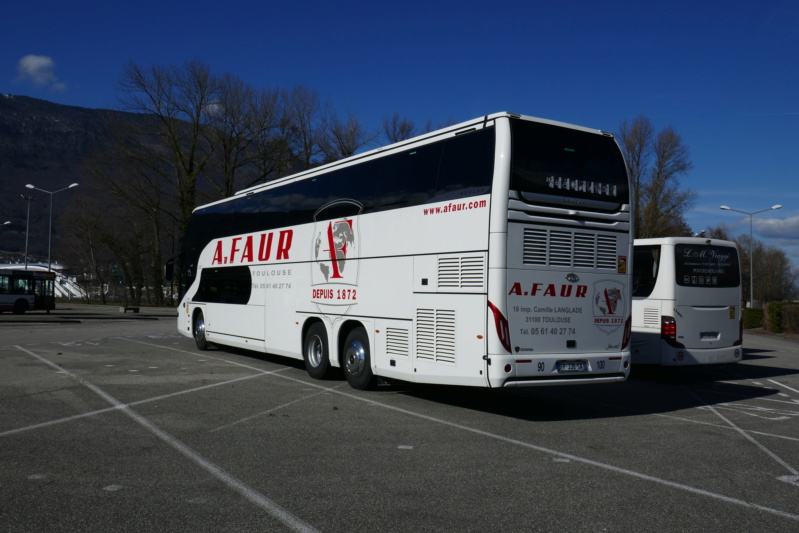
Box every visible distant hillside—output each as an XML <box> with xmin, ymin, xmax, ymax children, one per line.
<box><xmin>0</xmin><ymin>95</ymin><xmax>134</xmax><ymax>261</ymax></box>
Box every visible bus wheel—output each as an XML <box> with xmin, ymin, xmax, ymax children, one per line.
<box><xmin>304</xmin><ymin>322</ymin><xmax>332</xmax><ymax>379</ymax></box>
<box><xmin>12</xmin><ymin>299</ymin><xmax>28</xmax><ymax>315</ymax></box>
<box><xmin>193</xmin><ymin>311</ymin><xmax>209</xmax><ymax>350</ymax></box>
<box><xmin>342</xmin><ymin>327</ymin><xmax>375</xmax><ymax>390</ymax></box>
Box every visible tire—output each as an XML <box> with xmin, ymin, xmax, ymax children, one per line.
<box><xmin>303</xmin><ymin>322</ymin><xmax>332</xmax><ymax>379</ymax></box>
<box><xmin>342</xmin><ymin>327</ymin><xmax>375</xmax><ymax>390</ymax></box>
<box><xmin>193</xmin><ymin>310</ymin><xmax>209</xmax><ymax>350</ymax></box>
<box><xmin>12</xmin><ymin>299</ymin><xmax>28</xmax><ymax>315</ymax></box>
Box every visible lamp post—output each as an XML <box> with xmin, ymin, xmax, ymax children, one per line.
<box><xmin>719</xmin><ymin>204</ymin><xmax>782</xmax><ymax>307</ymax></box>
<box><xmin>25</xmin><ymin>183</ymin><xmax>78</xmax><ymax>271</ymax></box>
<box><xmin>20</xmin><ymin>194</ymin><xmax>35</xmax><ymax>270</ymax></box>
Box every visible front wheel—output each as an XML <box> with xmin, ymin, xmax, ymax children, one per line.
<box><xmin>193</xmin><ymin>311</ymin><xmax>209</xmax><ymax>350</ymax></box>
<box><xmin>303</xmin><ymin>322</ymin><xmax>332</xmax><ymax>379</ymax></box>
<box><xmin>342</xmin><ymin>327</ymin><xmax>375</xmax><ymax>390</ymax></box>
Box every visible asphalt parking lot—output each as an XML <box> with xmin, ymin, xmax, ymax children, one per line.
<box><xmin>1</xmin><ymin>304</ymin><xmax>798</xmax><ymax>532</ymax></box>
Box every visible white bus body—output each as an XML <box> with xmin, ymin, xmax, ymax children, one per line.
<box><xmin>0</xmin><ymin>269</ymin><xmax>56</xmax><ymax>314</ymax></box>
<box><xmin>631</xmin><ymin>237</ymin><xmax>743</xmax><ymax>365</ymax></box>
<box><xmin>176</xmin><ymin>112</ymin><xmax>633</xmax><ymax>389</ymax></box>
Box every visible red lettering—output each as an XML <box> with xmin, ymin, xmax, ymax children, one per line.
<box><xmin>603</xmin><ymin>289</ymin><xmax>616</xmax><ymax>314</ymax></box>
<box><xmin>277</xmin><ymin>230</ymin><xmax>293</xmax><ymax>260</ymax></box>
<box><xmin>212</xmin><ymin>241</ymin><xmax>224</xmax><ymax>265</ymax></box>
<box><xmin>576</xmin><ymin>285</ymin><xmax>587</xmax><ymax>298</ymax></box>
<box><xmin>241</xmin><ymin>235</ymin><xmax>254</xmax><ymax>263</ymax></box>
<box><xmin>531</xmin><ymin>283</ymin><xmax>543</xmax><ymax>296</ymax></box>
<box><xmin>325</xmin><ymin>221</ymin><xmax>351</xmax><ymax>278</ymax></box>
<box><xmin>543</xmin><ymin>284</ymin><xmax>556</xmax><ymax>296</ymax></box>
<box><xmin>229</xmin><ymin>237</ymin><xmax>242</xmax><ymax>263</ymax></box>
<box><xmin>560</xmin><ymin>285</ymin><xmax>573</xmax><ymax>297</ymax></box>
<box><xmin>258</xmin><ymin>232</ymin><xmax>274</xmax><ymax>261</ymax></box>
<box><xmin>508</xmin><ymin>282</ymin><xmax>523</xmax><ymax>295</ymax></box>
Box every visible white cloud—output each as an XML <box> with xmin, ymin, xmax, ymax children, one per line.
<box><xmin>16</xmin><ymin>55</ymin><xmax>66</xmax><ymax>91</ymax></box>
<box><xmin>757</xmin><ymin>215</ymin><xmax>799</xmax><ymax>240</ymax></box>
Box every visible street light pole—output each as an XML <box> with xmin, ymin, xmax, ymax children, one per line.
<box><xmin>25</xmin><ymin>183</ymin><xmax>79</xmax><ymax>271</ymax></box>
<box><xmin>20</xmin><ymin>194</ymin><xmax>35</xmax><ymax>270</ymax></box>
<box><xmin>719</xmin><ymin>204</ymin><xmax>782</xmax><ymax>308</ymax></box>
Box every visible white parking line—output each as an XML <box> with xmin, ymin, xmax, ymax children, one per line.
<box><xmin>24</xmin><ymin>337</ymin><xmax>799</xmax><ymax>524</ymax></box>
<box><xmin>9</xmin><ymin>345</ymin><xmax>319</xmax><ymax>533</ymax></box>
<box><xmin>687</xmin><ymin>388</ymin><xmax>799</xmax><ymax>477</ymax></box>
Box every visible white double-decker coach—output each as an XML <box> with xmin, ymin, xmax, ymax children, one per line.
<box><xmin>175</xmin><ymin>112</ymin><xmax>633</xmax><ymax>389</ymax></box>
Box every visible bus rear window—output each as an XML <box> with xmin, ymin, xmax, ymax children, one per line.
<box><xmin>674</xmin><ymin>244</ymin><xmax>740</xmax><ymax>288</ymax></box>
<box><xmin>510</xmin><ymin>119</ymin><xmax>629</xmax><ymax>211</ymax></box>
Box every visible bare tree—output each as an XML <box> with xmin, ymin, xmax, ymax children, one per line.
<box><xmin>58</xmin><ymin>194</ymin><xmax>114</xmax><ymax>304</ymax></box>
<box><xmin>704</xmin><ymin>224</ymin><xmax>735</xmax><ymax>241</ymax></box>
<box><xmin>382</xmin><ymin>113</ymin><xmax>416</xmax><ymax>143</ymax></box>
<box><xmin>701</xmin><ymin>224</ymin><xmax>798</xmax><ymax>303</ymax></box>
<box><xmin>206</xmin><ymin>75</ymin><xmax>282</xmax><ymax>196</ymax></box>
<box><xmin>617</xmin><ymin>116</ymin><xmax>696</xmax><ymax>238</ymax></box>
<box><xmin>321</xmin><ymin>110</ymin><xmax>380</xmax><ymax>161</ymax></box>
<box><xmin>282</xmin><ymin>85</ymin><xmax>327</xmax><ymax>169</ymax></box>
<box><xmin>117</xmin><ymin>59</ymin><xmax>221</xmax><ymax>239</ymax></box>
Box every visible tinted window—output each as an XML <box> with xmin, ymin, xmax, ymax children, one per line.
<box><xmin>434</xmin><ymin>128</ymin><xmax>494</xmax><ymax>201</ymax></box>
<box><xmin>375</xmin><ymin>142</ymin><xmax>441</xmax><ymax>210</ymax></box>
<box><xmin>674</xmin><ymin>244</ymin><xmax>740</xmax><ymax>288</ymax></box>
<box><xmin>632</xmin><ymin>245</ymin><xmax>661</xmax><ymax>297</ymax></box>
<box><xmin>193</xmin><ymin>266</ymin><xmax>252</xmax><ymax>304</ymax></box>
<box><xmin>510</xmin><ymin>119</ymin><xmax>629</xmax><ymax>211</ymax></box>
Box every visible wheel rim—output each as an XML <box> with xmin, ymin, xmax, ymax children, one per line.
<box><xmin>345</xmin><ymin>340</ymin><xmax>366</xmax><ymax>377</ymax></box>
<box><xmin>306</xmin><ymin>335</ymin><xmax>324</xmax><ymax>368</ymax></box>
<box><xmin>194</xmin><ymin>317</ymin><xmax>205</xmax><ymax>341</ymax></box>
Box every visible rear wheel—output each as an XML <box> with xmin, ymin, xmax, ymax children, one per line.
<box><xmin>12</xmin><ymin>299</ymin><xmax>28</xmax><ymax>315</ymax></box>
<box><xmin>342</xmin><ymin>327</ymin><xmax>375</xmax><ymax>390</ymax></box>
<box><xmin>303</xmin><ymin>322</ymin><xmax>332</xmax><ymax>379</ymax></box>
<box><xmin>193</xmin><ymin>311</ymin><xmax>209</xmax><ymax>350</ymax></box>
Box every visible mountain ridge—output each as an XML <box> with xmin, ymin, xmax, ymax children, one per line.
<box><xmin>0</xmin><ymin>94</ymin><xmax>133</xmax><ymax>261</ymax></box>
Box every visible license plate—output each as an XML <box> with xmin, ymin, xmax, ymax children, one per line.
<box><xmin>557</xmin><ymin>360</ymin><xmax>587</xmax><ymax>373</ymax></box>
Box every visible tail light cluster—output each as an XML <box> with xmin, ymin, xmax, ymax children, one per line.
<box><xmin>487</xmin><ymin>301</ymin><xmax>512</xmax><ymax>353</ymax></box>
<box><xmin>734</xmin><ymin>318</ymin><xmax>743</xmax><ymax>346</ymax></box>
<box><xmin>661</xmin><ymin>316</ymin><xmax>685</xmax><ymax>348</ymax></box>
<box><xmin>622</xmin><ymin>315</ymin><xmax>632</xmax><ymax>350</ymax></box>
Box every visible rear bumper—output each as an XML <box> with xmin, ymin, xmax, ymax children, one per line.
<box><xmin>660</xmin><ymin>344</ymin><xmax>742</xmax><ymax>366</ymax></box>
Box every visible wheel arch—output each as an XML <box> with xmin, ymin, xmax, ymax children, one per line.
<box><xmin>337</xmin><ymin>319</ymin><xmax>369</xmax><ymax>367</ymax></box>
<box><xmin>301</xmin><ymin>316</ymin><xmax>326</xmax><ymax>352</ymax></box>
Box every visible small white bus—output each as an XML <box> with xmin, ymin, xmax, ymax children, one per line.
<box><xmin>175</xmin><ymin>112</ymin><xmax>633</xmax><ymax>389</ymax></box>
<box><xmin>631</xmin><ymin>237</ymin><xmax>742</xmax><ymax>365</ymax></box>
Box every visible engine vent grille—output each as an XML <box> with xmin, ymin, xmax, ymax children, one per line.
<box><xmin>385</xmin><ymin>328</ymin><xmax>410</xmax><ymax>357</ymax></box>
<box><xmin>415</xmin><ymin>308</ymin><xmax>456</xmax><ymax>364</ymax></box>
<box><xmin>644</xmin><ymin>307</ymin><xmax>660</xmax><ymax>327</ymax></box>
<box><xmin>438</xmin><ymin>255</ymin><xmax>485</xmax><ymax>289</ymax></box>
<box><xmin>523</xmin><ymin>229</ymin><xmax>617</xmax><ymax>270</ymax></box>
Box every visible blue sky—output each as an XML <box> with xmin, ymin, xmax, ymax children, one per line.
<box><xmin>3</xmin><ymin>0</ymin><xmax>799</xmax><ymax>266</ymax></box>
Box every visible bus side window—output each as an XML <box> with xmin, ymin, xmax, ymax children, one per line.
<box><xmin>633</xmin><ymin>245</ymin><xmax>660</xmax><ymax>297</ymax></box>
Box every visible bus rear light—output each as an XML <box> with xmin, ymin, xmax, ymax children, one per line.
<box><xmin>661</xmin><ymin>316</ymin><xmax>685</xmax><ymax>348</ymax></box>
<box><xmin>621</xmin><ymin>315</ymin><xmax>632</xmax><ymax>350</ymax></box>
<box><xmin>733</xmin><ymin>319</ymin><xmax>743</xmax><ymax>346</ymax></box>
<box><xmin>487</xmin><ymin>301</ymin><xmax>512</xmax><ymax>353</ymax></box>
